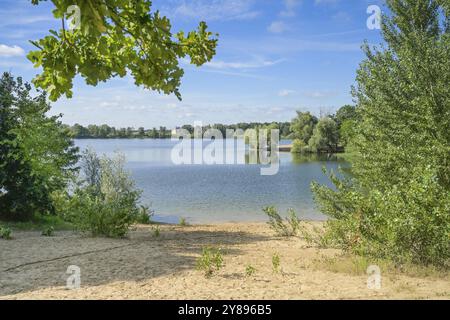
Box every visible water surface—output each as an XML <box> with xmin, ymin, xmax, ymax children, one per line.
<box><xmin>75</xmin><ymin>139</ymin><xmax>345</xmax><ymax>223</ymax></box>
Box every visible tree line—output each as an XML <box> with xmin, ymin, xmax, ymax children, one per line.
<box><xmin>65</xmin><ymin>122</ymin><xmax>293</xmax><ymax>139</ymax></box>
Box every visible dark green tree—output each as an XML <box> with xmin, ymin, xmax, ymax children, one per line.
<box><xmin>0</xmin><ymin>73</ymin><xmax>79</xmax><ymax>221</ymax></box>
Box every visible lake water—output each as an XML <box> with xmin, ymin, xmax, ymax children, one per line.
<box><xmin>75</xmin><ymin>139</ymin><xmax>345</xmax><ymax>224</ymax></box>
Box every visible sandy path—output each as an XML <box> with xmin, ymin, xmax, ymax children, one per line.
<box><xmin>0</xmin><ymin>223</ymin><xmax>448</xmax><ymax>299</ymax></box>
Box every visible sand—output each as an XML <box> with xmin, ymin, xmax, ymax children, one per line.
<box><xmin>0</xmin><ymin>223</ymin><xmax>448</xmax><ymax>300</ymax></box>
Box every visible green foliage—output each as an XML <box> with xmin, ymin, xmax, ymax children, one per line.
<box><xmin>272</xmin><ymin>253</ymin><xmax>281</xmax><ymax>274</ymax></box>
<box><xmin>0</xmin><ymin>226</ymin><xmax>12</xmax><ymax>240</ymax></box>
<box><xmin>308</xmin><ymin>117</ymin><xmax>339</xmax><ymax>153</ymax></box>
<box><xmin>136</xmin><ymin>205</ymin><xmax>154</xmax><ymax>224</ymax></box>
<box><xmin>28</xmin><ymin>0</ymin><xmax>218</xmax><ymax>101</ymax></box>
<box><xmin>0</xmin><ymin>214</ymin><xmax>73</xmax><ymax>231</ymax></box>
<box><xmin>41</xmin><ymin>226</ymin><xmax>54</xmax><ymax>237</ymax></box>
<box><xmin>196</xmin><ymin>247</ymin><xmax>224</xmax><ymax>277</ymax></box>
<box><xmin>263</xmin><ymin>206</ymin><xmax>300</xmax><ymax>237</ymax></box>
<box><xmin>0</xmin><ymin>73</ymin><xmax>79</xmax><ymax>221</ymax></box>
<box><xmin>54</xmin><ymin>150</ymin><xmax>143</xmax><ymax>238</ymax></box>
<box><xmin>339</xmin><ymin>119</ymin><xmax>357</xmax><ymax>147</ymax></box>
<box><xmin>152</xmin><ymin>225</ymin><xmax>161</xmax><ymax>238</ymax></box>
<box><xmin>66</xmin><ymin>121</ymin><xmax>293</xmax><ymax>139</ymax></box>
<box><xmin>291</xmin><ymin>139</ymin><xmax>308</xmax><ymax>154</ymax></box>
<box><xmin>290</xmin><ymin>111</ymin><xmax>318</xmax><ymax>145</ymax></box>
<box><xmin>333</xmin><ymin>105</ymin><xmax>358</xmax><ymax>128</ymax></box>
<box><xmin>179</xmin><ymin>217</ymin><xmax>188</xmax><ymax>226</ymax></box>
<box><xmin>245</xmin><ymin>264</ymin><xmax>256</xmax><ymax>277</ymax></box>
<box><xmin>312</xmin><ymin>0</ymin><xmax>450</xmax><ymax>267</ymax></box>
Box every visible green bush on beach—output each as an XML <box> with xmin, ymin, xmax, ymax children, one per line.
<box><xmin>54</xmin><ymin>149</ymin><xmax>144</xmax><ymax>238</ymax></box>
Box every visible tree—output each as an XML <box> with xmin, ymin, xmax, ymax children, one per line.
<box><xmin>290</xmin><ymin>111</ymin><xmax>318</xmax><ymax>144</ymax></box>
<box><xmin>334</xmin><ymin>105</ymin><xmax>357</xmax><ymax>128</ymax></box>
<box><xmin>312</xmin><ymin>0</ymin><xmax>450</xmax><ymax>266</ymax></box>
<box><xmin>27</xmin><ymin>0</ymin><xmax>218</xmax><ymax>101</ymax></box>
<box><xmin>0</xmin><ymin>73</ymin><xmax>79</xmax><ymax>221</ymax></box>
<box><xmin>308</xmin><ymin>117</ymin><xmax>339</xmax><ymax>152</ymax></box>
<box><xmin>138</xmin><ymin>127</ymin><xmax>145</xmax><ymax>138</ymax></box>
<box><xmin>339</xmin><ymin>119</ymin><xmax>356</xmax><ymax>147</ymax></box>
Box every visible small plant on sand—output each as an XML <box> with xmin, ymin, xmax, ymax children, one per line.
<box><xmin>245</xmin><ymin>264</ymin><xmax>256</xmax><ymax>277</ymax></box>
<box><xmin>0</xmin><ymin>226</ymin><xmax>12</xmax><ymax>240</ymax></box>
<box><xmin>272</xmin><ymin>253</ymin><xmax>281</xmax><ymax>274</ymax></box>
<box><xmin>196</xmin><ymin>247</ymin><xmax>224</xmax><ymax>277</ymax></box>
<box><xmin>179</xmin><ymin>217</ymin><xmax>188</xmax><ymax>226</ymax></box>
<box><xmin>41</xmin><ymin>226</ymin><xmax>54</xmax><ymax>237</ymax></box>
<box><xmin>263</xmin><ymin>206</ymin><xmax>300</xmax><ymax>237</ymax></box>
<box><xmin>136</xmin><ymin>205</ymin><xmax>154</xmax><ymax>225</ymax></box>
<box><xmin>152</xmin><ymin>225</ymin><xmax>160</xmax><ymax>238</ymax></box>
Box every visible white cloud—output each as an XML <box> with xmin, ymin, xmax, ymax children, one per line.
<box><xmin>0</xmin><ymin>44</ymin><xmax>25</xmax><ymax>57</ymax></box>
<box><xmin>267</xmin><ymin>21</ymin><xmax>289</xmax><ymax>34</ymax></box>
<box><xmin>303</xmin><ymin>90</ymin><xmax>338</xmax><ymax>99</ymax></box>
<box><xmin>280</xmin><ymin>0</ymin><xmax>302</xmax><ymax>17</ymax></box>
<box><xmin>205</xmin><ymin>58</ymin><xmax>283</xmax><ymax>69</ymax></box>
<box><xmin>332</xmin><ymin>11</ymin><xmax>352</xmax><ymax>23</ymax></box>
<box><xmin>170</xmin><ymin>0</ymin><xmax>260</xmax><ymax>21</ymax></box>
<box><xmin>278</xmin><ymin>89</ymin><xmax>295</xmax><ymax>97</ymax></box>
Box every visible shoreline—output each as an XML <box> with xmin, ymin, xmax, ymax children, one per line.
<box><xmin>1</xmin><ymin>222</ymin><xmax>448</xmax><ymax>300</ymax></box>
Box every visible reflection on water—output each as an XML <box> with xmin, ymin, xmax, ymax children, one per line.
<box><xmin>75</xmin><ymin>139</ymin><xmax>348</xmax><ymax>223</ymax></box>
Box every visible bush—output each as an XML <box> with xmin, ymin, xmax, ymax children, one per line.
<box><xmin>263</xmin><ymin>206</ymin><xmax>300</xmax><ymax>237</ymax></box>
<box><xmin>272</xmin><ymin>253</ymin><xmax>281</xmax><ymax>274</ymax></box>
<box><xmin>41</xmin><ymin>226</ymin><xmax>54</xmax><ymax>237</ymax></box>
<box><xmin>179</xmin><ymin>217</ymin><xmax>188</xmax><ymax>226</ymax></box>
<box><xmin>0</xmin><ymin>226</ymin><xmax>12</xmax><ymax>240</ymax></box>
<box><xmin>152</xmin><ymin>225</ymin><xmax>161</xmax><ymax>238</ymax></box>
<box><xmin>291</xmin><ymin>139</ymin><xmax>313</xmax><ymax>154</ymax></box>
<box><xmin>54</xmin><ymin>150</ymin><xmax>144</xmax><ymax>238</ymax></box>
<box><xmin>135</xmin><ymin>205</ymin><xmax>154</xmax><ymax>224</ymax></box>
<box><xmin>245</xmin><ymin>264</ymin><xmax>256</xmax><ymax>277</ymax></box>
<box><xmin>196</xmin><ymin>247</ymin><xmax>224</xmax><ymax>277</ymax></box>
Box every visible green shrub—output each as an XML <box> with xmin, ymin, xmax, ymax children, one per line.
<box><xmin>291</xmin><ymin>139</ymin><xmax>311</xmax><ymax>153</ymax></box>
<box><xmin>54</xmin><ymin>150</ymin><xmax>144</xmax><ymax>238</ymax></box>
<box><xmin>272</xmin><ymin>253</ymin><xmax>281</xmax><ymax>274</ymax></box>
<box><xmin>196</xmin><ymin>247</ymin><xmax>224</xmax><ymax>277</ymax></box>
<box><xmin>152</xmin><ymin>225</ymin><xmax>160</xmax><ymax>238</ymax></box>
<box><xmin>0</xmin><ymin>226</ymin><xmax>12</xmax><ymax>240</ymax></box>
<box><xmin>179</xmin><ymin>217</ymin><xmax>188</xmax><ymax>226</ymax></box>
<box><xmin>311</xmin><ymin>1</ymin><xmax>450</xmax><ymax>268</ymax></box>
<box><xmin>245</xmin><ymin>264</ymin><xmax>256</xmax><ymax>277</ymax></box>
<box><xmin>136</xmin><ymin>205</ymin><xmax>153</xmax><ymax>224</ymax></box>
<box><xmin>263</xmin><ymin>206</ymin><xmax>300</xmax><ymax>237</ymax></box>
<box><xmin>41</xmin><ymin>226</ymin><xmax>54</xmax><ymax>237</ymax></box>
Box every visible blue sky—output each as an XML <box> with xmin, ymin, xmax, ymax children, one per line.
<box><xmin>0</xmin><ymin>0</ymin><xmax>385</xmax><ymax>128</ymax></box>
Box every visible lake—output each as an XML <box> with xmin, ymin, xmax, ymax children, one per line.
<box><xmin>75</xmin><ymin>139</ymin><xmax>346</xmax><ymax>224</ymax></box>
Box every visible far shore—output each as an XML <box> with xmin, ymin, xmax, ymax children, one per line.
<box><xmin>1</xmin><ymin>222</ymin><xmax>448</xmax><ymax>300</ymax></box>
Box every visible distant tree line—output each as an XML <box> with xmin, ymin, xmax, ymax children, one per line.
<box><xmin>65</xmin><ymin>122</ymin><xmax>293</xmax><ymax>139</ymax></box>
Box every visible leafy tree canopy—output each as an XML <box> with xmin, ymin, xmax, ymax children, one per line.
<box><xmin>308</xmin><ymin>117</ymin><xmax>339</xmax><ymax>152</ymax></box>
<box><xmin>0</xmin><ymin>73</ymin><xmax>79</xmax><ymax>220</ymax></box>
<box><xmin>28</xmin><ymin>0</ymin><xmax>218</xmax><ymax>101</ymax></box>
<box><xmin>312</xmin><ymin>0</ymin><xmax>450</xmax><ymax>266</ymax></box>
<box><xmin>290</xmin><ymin>111</ymin><xmax>318</xmax><ymax>144</ymax></box>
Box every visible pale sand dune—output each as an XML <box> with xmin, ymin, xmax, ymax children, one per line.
<box><xmin>0</xmin><ymin>223</ymin><xmax>448</xmax><ymax>300</ymax></box>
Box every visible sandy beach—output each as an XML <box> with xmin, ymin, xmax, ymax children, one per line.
<box><xmin>0</xmin><ymin>223</ymin><xmax>448</xmax><ymax>300</ymax></box>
